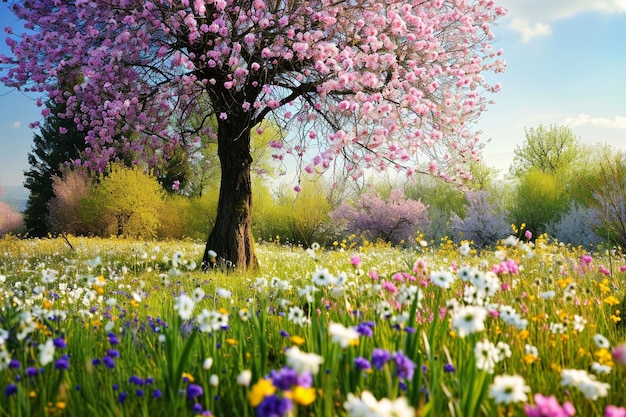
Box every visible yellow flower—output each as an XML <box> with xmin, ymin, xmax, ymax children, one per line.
<box><xmin>56</xmin><ymin>402</ymin><xmax>67</xmax><ymax>410</ymax></box>
<box><xmin>523</xmin><ymin>354</ymin><xmax>538</xmax><ymax>364</ymax></box>
<box><xmin>43</xmin><ymin>300</ymin><xmax>53</xmax><ymax>310</ymax></box>
<box><xmin>290</xmin><ymin>386</ymin><xmax>316</xmax><ymax>406</ymax></box>
<box><xmin>248</xmin><ymin>379</ymin><xmax>276</xmax><ymax>407</ymax></box>
<box><xmin>595</xmin><ymin>349</ymin><xmax>614</xmax><ymax>367</ymax></box>
<box><xmin>182</xmin><ymin>372</ymin><xmax>195</xmax><ymax>383</ymax></box>
<box><xmin>611</xmin><ymin>314</ymin><xmax>621</xmax><ymax>324</ymax></box>
<box><xmin>604</xmin><ymin>295</ymin><xmax>620</xmax><ymax>306</ymax></box>
<box><xmin>130</xmin><ymin>299</ymin><xmax>139</xmax><ymax>308</ymax></box>
<box><xmin>30</xmin><ymin>390</ymin><xmax>37</xmax><ymax>399</ymax></box>
<box><xmin>225</xmin><ymin>338</ymin><xmax>238</xmax><ymax>346</ymax></box>
<box><xmin>550</xmin><ymin>363</ymin><xmax>561</xmax><ymax>372</ymax></box>
<box><xmin>290</xmin><ymin>335</ymin><xmax>305</xmax><ymax>346</ymax></box>
<box><xmin>218</xmin><ymin>307</ymin><xmax>229</xmax><ymax>315</ymax></box>
<box><xmin>517</xmin><ymin>329</ymin><xmax>530</xmax><ymax>340</ymax></box>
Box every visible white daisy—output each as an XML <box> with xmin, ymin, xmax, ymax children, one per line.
<box><xmin>192</xmin><ymin>287</ymin><xmax>206</xmax><ymax>303</ymax></box>
<box><xmin>474</xmin><ymin>339</ymin><xmax>499</xmax><ymax>373</ymax></box>
<box><xmin>451</xmin><ymin>305</ymin><xmax>488</xmax><ymax>337</ymax></box>
<box><xmin>328</xmin><ymin>322</ymin><xmax>360</xmax><ymax>349</ymax></box>
<box><xmin>312</xmin><ymin>267</ymin><xmax>336</xmax><ymax>287</ymax></box>
<box><xmin>430</xmin><ymin>271</ymin><xmax>455</xmax><ymax>289</ymax></box>
<box><xmin>174</xmin><ymin>294</ymin><xmax>195</xmax><ymax>320</ymax></box>
<box><xmin>591</xmin><ymin>362</ymin><xmax>612</xmax><ymax>375</ymax></box>
<box><xmin>285</xmin><ymin>346</ymin><xmax>324</xmax><ymax>376</ymax></box>
<box><xmin>573</xmin><ymin>315</ymin><xmax>587</xmax><ymax>332</ymax></box>
<box><xmin>593</xmin><ymin>334</ymin><xmax>611</xmax><ymax>349</ymax></box>
<box><xmin>489</xmin><ymin>374</ymin><xmax>530</xmax><ymax>404</ymax></box>
<box><xmin>39</xmin><ymin>338</ymin><xmax>56</xmax><ymax>366</ymax></box>
<box><xmin>216</xmin><ymin>287</ymin><xmax>232</xmax><ymax>298</ymax></box>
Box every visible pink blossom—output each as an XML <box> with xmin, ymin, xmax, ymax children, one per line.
<box><xmin>381</xmin><ymin>281</ymin><xmax>398</xmax><ymax>294</ymax></box>
<box><xmin>350</xmin><ymin>255</ymin><xmax>361</xmax><ymax>268</ymax></box>
<box><xmin>605</xmin><ymin>406</ymin><xmax>626</xmax><ymax>417</ymax></box>
<box><xmin>368</xmin><ymin>270</ymin><xmax>379</xmax><ymax>280</ymax></box>
<box><xmin>612</xmin><ymin>343</ymin><xmax>626</xmax><ymax>367</ymax></box>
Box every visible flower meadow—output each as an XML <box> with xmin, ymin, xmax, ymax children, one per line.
<box><xmin>1</xmin><ymin>233</ymin><xmax>626</xmax><ymax>417</ymax></box>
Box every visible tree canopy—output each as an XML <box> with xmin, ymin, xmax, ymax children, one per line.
<box><xmin>1</xmin><ymin>0</ymin><xmax>506</xmax><ymax>269</ymax></box>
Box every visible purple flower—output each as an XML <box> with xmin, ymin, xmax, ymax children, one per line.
<box><xmin>26</xmin><ymin>367</ymin><xmax>39</xmax><ymax>377</ymax></box>
<box><xmin>92</xmin><ymin>358</ymin><xmax>102</xmax><ymax>366</ymax></box>
<box><xmin>186</xmin><ymin>384</ymin><xmax>203</xmax><ymax>399</ymax></box>
<box><xmin>103</xmin><ymin>356</ymin><xmax>115</xmax><ymax>369</ymax></box>
<box><xmin>118</xmin><ymin>391</ymin><xmax>127</xmax><ymax>403</ymax></box>
<box><xmin>4</xmin><ymin>384</ymin><xmax>17</xmax><ymax>397</ymax></box>
<box><xmin>53</xmin><ymin>337</ymin><xmax>66</xmax><ymax>348</ymax></box>
<box><xmin>354</xmin><ymin>357</ymin><xmax>371</xmax><ymax>371</ymax></box>
<box><xmin>279</xmin><ymin>330</ymin><xmax>290</xmax><ymax>338</ymax></box>
<box><xmin>355</xmin><ymin>322</ymin><xmax>374</xmax><ymax>337</ymax></box>
<box><xmin>54</xmin><ymin>358</ymin><xmax>70</xmax><ymax>370</ymax></box>
<box><xmin>257</xmin><ymin>395</ymin><xmax>293</xmax><ymax>417</ymax></box>
<box><xmin>193</xmin><ymin>403</ymin><xmax>203</xmax><ymax>413</ymax></box>
<box><xmin>107</xmin><ymin>333</ymin><xmax>120</xmax><ymax>345</ymax></box>
<box><xmin>372</xmin><ymin>348</ymin><xmax>392</xmax><ymax>370</ymax></box>
<box><xmin>153</xmin><ymin>389</ymin><xmax>162</xmax><ymax>398</ymax></box>
<box><xmin>129</xmin><ymin>376</ymin><xmax>145</xmax><ymax>385</ymax></box>
<box><xmin>443</xmin><ymin>363</ymin><xmax>456</xmax><ymax>373</ymax></box>
<box><xmin>271</xmin><ymin>367</ymin><xmax>299</xmax><ymax>391</ymax></box>
<box><xmin>107</xmin><ymin>349</ymin><xmax>120</xmax><ymax>358</ymax></box>
<box><xmin>393</xmin><ymin>351</ymin><xmax>415</xmax><ymax>381</ymax></box>
<box><xmin>8</xmin><ymin>359</ymin><xmax>20</xmax><ymax>370</ymax></box>
<box><xmin>136</xmin><ymin>389</ymin><xmax>144</xmax><ymax>397</ymax></box>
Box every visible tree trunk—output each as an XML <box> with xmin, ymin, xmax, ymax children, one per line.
<box><xmin>202</xmin><ymin>119</ymin><xmax>258</xmax><ymax>271</ymax></box>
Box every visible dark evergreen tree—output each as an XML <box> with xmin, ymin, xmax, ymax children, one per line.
<box><xmin>23</xmin><ymin>99</ymin><xmax>86</xmax><ymax>236</ymax></box>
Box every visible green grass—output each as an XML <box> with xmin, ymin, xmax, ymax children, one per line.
<box><xmin>0</xmin><ymin>234</ymin><xmax>625</xmax><ymax>416</ymax></box>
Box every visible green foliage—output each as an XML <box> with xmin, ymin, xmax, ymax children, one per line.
<box><xmin>406</xmin><ymin>177</ymin><xmax>466</xmax><ymax>241</ymax></box>
<box><xmin>510</xmin><ymin>124</ymin><xmax>581</xmax><ymax>178</ymax></box>
<box><xmin>252</xmin><ymin>177</ymin><xmax>335</xmax><ymax>246</ymax></box>
<box><xmin>82</xmin><ymin>164</ymin><xmax>166</xmax><ymax>238</ymax></box>
<box><xmin>509</xmin><ymin>168</ymin><xmax>569</xmax><ymax>234</ymax></box>
<box><xmin>576</xmin><ymin>147</ymin><xmax>626</xmax><ymax>248</ymax></box>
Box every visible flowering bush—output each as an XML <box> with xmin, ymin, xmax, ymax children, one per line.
<box><xmin>330</xmin><ymin>189</ymin><xmax>430</xmax><ymax>245</ymax></box>
<box><xmin>450</xmin><ymin>190</ymin><xmax>510</xmax><ymax>247</ymax></box>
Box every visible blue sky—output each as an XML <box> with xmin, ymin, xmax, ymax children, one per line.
<box><xmin>1</xmin><ymin>1</ymin><xmax>625</xmax><ymax>187</ymax></box>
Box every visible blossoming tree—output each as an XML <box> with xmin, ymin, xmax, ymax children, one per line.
<box><xmin>1</xmin><ymin>0</ymin><xmax>505</xmax><ymax>269</ymax></box>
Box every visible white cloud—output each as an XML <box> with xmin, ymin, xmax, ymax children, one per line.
<box><xmin>563</xmin><ymin>114</ymin><xmax>626</xmax><ymax>129</ymax></box>
<box><xmin>11</xmin><ymin>121</ymin><xmax>20</xmax><ymax>128</ymax></box>
<box><xmin>509</xmin><ymin>17</ymin><xmax>552</xmax><ymax>42</ymax></box>
<box><xmin>503</xmin><ymin>0</ymin><xmax>626</xmax><ymax>42</ymax></box>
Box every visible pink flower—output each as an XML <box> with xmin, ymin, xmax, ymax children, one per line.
<box><xmin>524</xmin><ymin>394</ymin><xmax>575</xmax><ymax>417</ymax></box>
<box><xmin>612</xmin><ymin>343</ymin><xmax>626</xmax><ymax>366</ymax></box>
<box><xmin>172</xmin><ymin>180</ymin><xmax>180</xmax><ymax>191</ymax></box>
<box><xmin>525</xmin><ymin>230</ymin><xmax>532</xmax><ymax>240</ymax></box>
<box><xmin>606</xmin><ymin>406</ymin><xmax>626</xmax><ymax>417</ymax></box>
<box><xmin>350</xmin><ymin>255</ymin><xmax>361</xmax><ymax>268</ymax></box>
<box><xmin>368</xmin><ymin>270</ymin><xmax>379</xmax><ymax>280</ymax></box>
<box><xmin>381</xmin><ymin>281</ymin><xmax>398</xmax><ymax>294</ymax></box>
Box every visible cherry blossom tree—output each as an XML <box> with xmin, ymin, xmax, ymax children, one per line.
<box><xmin>1</xmin><ymin>0</ymin><xmax>505</xmax><ymax>269</ymax></box>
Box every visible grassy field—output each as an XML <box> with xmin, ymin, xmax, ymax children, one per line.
<box><xmin>0</xmin><ymin>233</ymin><xmax>625</xmax><ymax>416</ymax></box>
